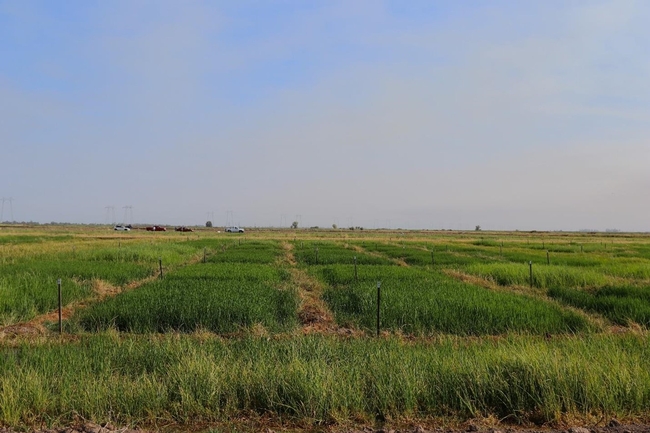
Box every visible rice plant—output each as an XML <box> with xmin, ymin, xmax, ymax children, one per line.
<box><xmin>75</xmin><ymin>263</ymin><xmax>298</xmax><ymax>333</ymax></box>
<box><xmin>321</xmin><ymin>269</ymin><xmax>590</xmax><ymax>335</ymax></box>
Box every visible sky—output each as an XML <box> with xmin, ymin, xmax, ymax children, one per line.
<box><xmin>0</xmin><ymin>0</ymin><xmax>648</xmax><ymax>231</ymax></box>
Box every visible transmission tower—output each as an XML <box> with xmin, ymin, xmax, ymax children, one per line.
<box><xmin>105</xmin><ymin>206</ymin><xmax>116</xmax><ymax>225</ymax></box>
<box><xmin>122</xmin><ymin>205</ymin><xmax>133</xmax><ymax>224</ymax></box>
<box><xmin>2</xmin><ymin>198</ymin><xmax>14</xmax><ymax>222</ymax></box>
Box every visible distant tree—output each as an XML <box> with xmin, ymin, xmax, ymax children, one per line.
<box><xmin>475</xmin><ymin>225</ymin><xmax>481</xmax><ymax>231</ymax></box>
<box><xmin>206</xmin><ymin>221</ymin><xmax>213</xmax><ymax>227</ymax></box>
<box><xmin>332</xmin><ymin>224</ymin><xmax>337</xmax><ymax>229</ymax></box>
<box><xmin>291</xmin><ymin>221</ymin><xmax>299</xmax><ymax>229</ymax></box>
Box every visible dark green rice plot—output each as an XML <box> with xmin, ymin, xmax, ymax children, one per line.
<box><xmin>549</xmin><ymin>286</ymin><xmax>650</xmax><ymax>326</ymax></box>
<box><xmin>208</xmin><ymin>241</ymin><xmax>282</xmax><ymax>264</ymax></box>
<box><xmin>0</xmin><ymin>260</ymin><xmax>155</xmax><ymax>325</ymax></box>
<box><xmin>171</xmin><ymin>262</ymin><xmax>287</xmax><ymax>282</ymax></box>
<box><xmin>0</xmin><ymin>274</ymin><xmax>89</xmax><ymax>326</ymax></box>
<box><xmin>75</xmin><ymin>264</ymin><xmax>298</xmax><ymax>333</ymax></box>
<box><xmin>293</xmin><ymin>242</ymin><xmax>391</xmax><ymax>265</ymax></box>
<box><xmin>360</xmin><ymin>243</ymin><xmax>483</xmax><ymax>266</ymax></box>
<box><xmin>465</xmin><ymin>263</ymin><xmax>609</xmax><ymax>288</ymax></box>
<box><xmin>315</xmin><ymin>265</ymin><xmax>418</xmax><ymax>287</ymax></box>
<box><xmin>323</xmin><ymin>271</ymin><xmax>590</xmax><ymax>335</ymax></box>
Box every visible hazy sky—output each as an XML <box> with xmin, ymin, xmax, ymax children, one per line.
<box><xmin>1</xmin><ymin>1</ymin><xmax>648</xmax><ymax>231</ymax></box>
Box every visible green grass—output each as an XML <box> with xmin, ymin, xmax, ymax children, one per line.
<box><xmin>465</xmin><ymin>263</ymin><xmax>610</xmax><ymax>288</ymax></box>
<box><xmin>74</xmin><ymin>263</ymin><xmax>298</xmax><ymax>333</ymax></box>
<box><xmin>2</xmin><ymin>334</ymin><xmax>650</xmax><ymax>427</ymax></box>
<box><xmin>358</xmin><ymin>243</ymin><xmax>482</xmax><ymax>266</ymax></box>
<box><xmin>292</xmin><ymin>242</ymin><xmax>391</xmax><ymax>265</ymax></box>
<box><xmin>0</xmin><ymin>242</ymin><xmax>202</xmax><ymax>325</ymax></box>
<box><xmin>319</xmin><ymin>267</ymin><xmax>590</xmax><ymax>335</ymax></box>
<box><xmin>207</xmin><ymin>240</ymin><xmax>282</xmax><ymax>264</ymax></box>
<box><xmin>549</xmin><ymin>286</ymin><xmax>650</xmax><ymax>326</ymax></box>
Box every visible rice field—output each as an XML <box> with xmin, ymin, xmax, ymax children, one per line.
<box><xmin>1</xmin><ymin>225</ymin><xmax>650</xmax><ymax>430</ymax></box>
<box><xmin>74</xmin><ymin>263</ymin><xmax>298</xmax><ymax>333</ymax></box>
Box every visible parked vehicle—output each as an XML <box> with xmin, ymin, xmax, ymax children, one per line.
<box><xmin>225</xmin><ymin>226</ymin><xmax>245</xmax><ymax>233</ymax></box>
<box><xmin>113</xmin><ymin>225</ymin><xmax>130</xmax><ymax>231</ymax></box>
<box><xmin>146</xmin><ymin>225</ymin><xmax>167</xmax><ymax>231</ymax></box>
<box><xmin>175</xmin><ymin>226</ymin><xmax>193</xmax><ymax>232</ymax></box>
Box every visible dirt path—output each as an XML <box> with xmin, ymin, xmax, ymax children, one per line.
<box><xmin>279</xmin><ymin>242</ymin><xmax>359</xmax><ymax>336</ymax></box>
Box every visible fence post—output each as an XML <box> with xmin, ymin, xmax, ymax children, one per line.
<box><xmin>376</xmin><ymin>281</ymin><xmax>381</xmax><ymax>337</ymax></box>
<box><xmin>354</xmin><ymin>256</ymin><xmax>358</xmax><ymax>281</ymax></box>
<box><xmin>546</xmin><ymin>250</ymin><xmax>550</xmax><ymax>265</ymax></box>
<box><xmin>159</xmin><ymin>257</ymin><xmax>163</xmax><ymax>279</ymax></box>
<box><xmin>57</xmin><ymin>279</ymin><xmax>62</xmax><ymax>335</ymax></box>
<box><xmin>529</xmin><ymin>261</ymin><xmax>533</xmax><ymax>288</ymax></box>
<box><xmin>315</xmin><ymin>247</ymin><xmax>319</xmax><ymax>264</ymax></box>
<box><xmin>203</xmin><ymin>247</ymin><xmax>206</xmax><ymax>263</ymax></box>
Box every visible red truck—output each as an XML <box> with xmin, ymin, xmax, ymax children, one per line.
<box><xmin>146</xmin><ymin>225</ymin><xmax>167</xmax><ymax>231</ymax></box>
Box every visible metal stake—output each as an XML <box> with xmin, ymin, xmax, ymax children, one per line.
<box><xmin>376</xmin><ymin>281</ymin><xmax>381</xmax><ymax>337</ymax></box>
<box><xmin>57</xmin><ymin>279</ymin><xmax>62</xmax><ymax>335</ymax></box>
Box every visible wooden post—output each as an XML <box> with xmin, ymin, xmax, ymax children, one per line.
<box><xmin>376</xmin><ymin>281</ymin><xmax>381</xmax><ymax>337</ymax></box>
<box><xmin>546</xmin><ymin>250</ymin><xmax>550</xmax><ymax>265</ymax></box>
<box><xmin>159</xmin><ymin>257</ymin><xmax>163</xmax><ymax>279</ymax></box>
<box><xmin>203</xmin><ymin>247</ymin><xmax>206</xmax><ymax>263</ymax></box>
<box><xmin>315</xmin><ymin>247</ymin><xmax>319</xmax><ymax>264</ymax></box>
<box><xmin>57</xmin><ymin>279</ymin><xmax>62</xmax><ymax>335</ymax></box>
<box><xmin>354</xmin><ymin>256</ymin><xmax>358</xmax><ymax>281</ymax></box>
<box><xmin>529</xmin><ymin>261</ymin><xmax>533</xmax><ymax>288</ymax></box>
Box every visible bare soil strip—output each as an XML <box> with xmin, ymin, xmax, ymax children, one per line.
<box><xmin>280</xmin><ymin>242</ymin><xmax>360</xmax><ymax>336</ymax></box>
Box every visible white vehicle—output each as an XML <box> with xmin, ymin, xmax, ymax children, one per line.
<box><xmin>225</xmin><ymin>226</ymin><xmax>244</xmax><ymax>233</ymax></box>
<box><xmin>113</xmin><ymin>225</ymin><xmax>131</xmax><ymax>231</ymax></box>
